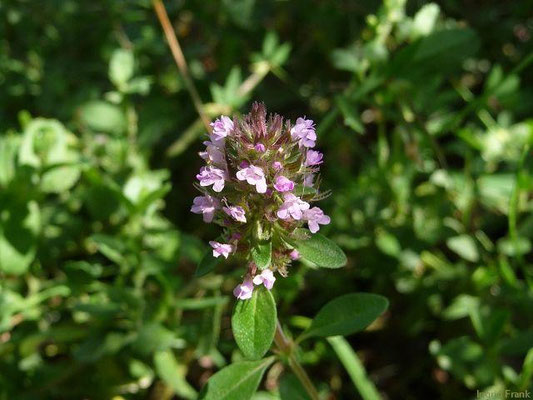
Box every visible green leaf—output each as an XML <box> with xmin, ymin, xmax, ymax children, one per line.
<box><xmin>251</xmin><ymin>241</ymin><xmax>271</xmax><ymax>270</ymax></box>
<box><xmin>79</xmin><ymin>101</ymin><xmax>127</xmax><ymax>136</ymax></box>
<box><xmin>232</xmin><ymin>287</ymin><xmax>276</xmax><ymax>360</ymax></box>
<box><xmin>289</xmin><ymin>230</ymin><xmax>347</xmax><ymax>268</ymax></box>
<box><xmin>410</xmin><ymin>3</ymin><xmax>440</xmax><ymax>39</ymax></box>
<box><xmin>199</xmin><ymin>357</ymin><xmax>274</xmax><ymax>400</ymax></box>
<box><xmin>0</xmin><ymin>200</ymin><xmax>40</xmax><ymax>275</ymax></box>
<box><xmin>154</xmin><ymin>350</ymin><xmax>197</xmax><ymax>400</ymax></box>
<box><xmin>446</xmin><ymin>234</ymin><xmax>479</xmax><ymax>262</ymax></box>
<box><xmin>279</xmin><ymin>374</ymin><xmax>310</xmax><ymax>400</ymax></box>
<box><xmin>132</xmin><ymin>323</ymin><xmax>185</xmax><ymax>356</ymax></box>
<box><xmin>196</xmin><ymin>250</ymin><xmax>221</xmax><ymax>277</ymax></box>
<box><xmin>327</xmin><ymin>336</ymin><xmax>382</xmax><ymax>400</ymax></box>
<box><xmin>389</xmin><ymin>28</ymin><xmax>480</xmax><ymax>80</ymax></box>
<box><xmin>109</xmin><ymin>48</ymin><xmax>134</xmax><ymax>90</ymax></box>
<box><xmin>336</xmin><ymin>96</ymin><xmax>364</xmax><ymax>134</ymax></box>
<box><xmin>301</xmin><ymin>293</ymin><xmax>388</xmax><ymax>340</ymax></box>
<box><xmin>519</xmin><ymin>348</ymin><xmax>533</xmax><ymax>390</ymax></box>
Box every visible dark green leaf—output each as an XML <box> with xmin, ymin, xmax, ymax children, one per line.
<box><xmin>196</xmin><ymin>250</ymin><xmax>221</xmax><ymax>277</ymax></box>
<box><xmin>0</xmin><ymin>200</ymin><xmax>40</xmax><ymax>275</ymax></box>
<box><xmin>301</xmin><ymin>293</ymin><xmax>388</xmax><ymax>340</ymax></box>
<box><xmin>279</xmin><ymin>374</ymin><xmax>310</xmax><ymax>400</ymax></box>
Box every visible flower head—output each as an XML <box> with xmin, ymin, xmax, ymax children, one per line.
<box><xmin>191</xmin><ymin>195</ymin><xmax>219</xmax><ymax>223</ymax></box>
<box><xmin>191</xmin><ymin>103</ymin><xmax>332</xmax><ymax>299</ymax></box>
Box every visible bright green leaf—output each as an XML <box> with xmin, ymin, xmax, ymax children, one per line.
<box><xmin>109</xmin><ymin>48</ymin><xmax>134</xmax><ymax>90</ymax></box>
<box><xmin>79</xmin><ymin>101</ymin><xmax>127</xmax><ymax>136</ymax></box>
<box><xmin>289</xmin><ymin>230</ymin><xmax>347</xmax><ymax>269</ymax></box>
<box><xmin>251</xmin><ymin>241</ymin><xmax>271</xmax><ymax>270</ymax></box>
<box><xmin>199</xmin><ymin>357</ymin><xmax>274</xmax><ymax>400</ymax></box>
<box><xmin>232</xmin><ymin>287</ymin><xmax>276</xmax><ymax>360</ymax></box>
<box><xmin>446</xmin><ymin>234</ymin><xmax>479</xmax><ymax>262</ymax></box>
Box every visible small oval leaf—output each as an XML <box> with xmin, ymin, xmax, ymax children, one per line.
<box><xmin>301</xmin><ymin>293</ymin><xmax>388</xmax><ymax>340</ymax></box>
<box><xmin>232</xmin><ymin>287</ymin><xmax>277</xmax><ymax>360</ymax></box>
<box><xmin>251</xmin><ymin>241</ymin><xmax>271</xmax><ymax>270</ymax></box>
<box><xmin>290</xmin><ymin>230</ymin><xmax>347</xmax><ymax>268</ymax></box>
<box><xmin>196</xmin><ymin>250</ymin><xmax>221</xmax><ymax>277</ymax></box>
<box><xmin>199</xmin><ymin>357</ymin><xmax>274</xmax><ymax>400</ymax></box>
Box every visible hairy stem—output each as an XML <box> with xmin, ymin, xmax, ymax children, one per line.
<box><xmin>152</xmin><ymin>0</ymin><xmax>211</xmax><ymax>133</ymax></box>
<box><xmin>274</xmin><ymin>320</ymin><xmax>320</xmax><ymax>400</ymax></box>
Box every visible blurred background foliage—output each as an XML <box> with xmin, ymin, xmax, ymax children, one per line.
<box><xmin>0</xmin><ymin>0</ymin><xmax>532</xmax><ymax>399</ymax></box>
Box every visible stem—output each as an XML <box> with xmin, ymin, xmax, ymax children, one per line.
<box><xmin>152</xmin><ymin>0</ymin><xmax>211</xmax><ymax>133</ymax></box>
<box><xmin>274</xmin><ymin>320</ymin><xmax>320</xmax><ymax>400</ymax></box>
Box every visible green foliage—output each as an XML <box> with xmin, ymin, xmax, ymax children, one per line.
<box><xmin>232</xmin><ymin>287</ymin><xmax>277</xmax><ymax>360</ymax></box>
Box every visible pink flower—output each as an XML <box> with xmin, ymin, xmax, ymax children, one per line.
<box><xmin>233</xmin><ymin>278</ymin><xmax>254</xmax><ymax>300</ymax></box>
<box><xmin>236</xmin><ymin>165</ymin><xmax>267</xmax><ymax>193</ymax></box>
<box><xmin>272</xmin><ymin>161</ymin><xmax>282</xmax><ymax>171</ymax></box>
<box><xmin>197</xmin><ymin>166</ymin><xmax>226</xmax><ymax>192</ymax></box>
<box><xmin>199</xmin><ymin>141</ymin><xmax>225</xmax><ymax>165</ymax></box>
<box><xmin>303</xmin><ymin>173</ymin><xmax>314</xmax><ymax>187</ymax></box>
<box><xmin>305</xmin><ymin>150</ymin><xmax>323</xmax><ymax>166</ymax></box>
<box><xmin>290</xmin><ymin>117</ymin><xmax>316</xmax><ymax>148</ymax></box>
<box><xmin>254</xmin><ymin>143</ymin><xmax>266</xmax><ymax>152</ymax></box>
<box><xmin>253</xmin><ymin>269</ymin><xmax>276</xmax><ymax>290</ymax></box>
<box><xmin>209</xmin><ymin>241</ymin><xmax>234</xmax><ymax>258</ymax></box>
<box><xmin>274</xmin><ymin>176</ymin><xmax>295</xmax><ymax>192</ymax></box>
<box><xmin>210</xmin><ymin>116</ymin><xmax>234</xmax><ymax>145</ymax></box>
<box><xmin>191</xmin><ymin>195</ymin><xmax>219</xmax><ymax>223</ymax></box>
<box><xmin>304</xmin><ymin>207</ymin><xmax>331</xmax><ymax>233</ymax></box>
<box><xmin>223</xmin><ymin>205</ymin><xmax>247</xmax><ymax>223</ymax></box>
<box><xmin>277</xmin><ymin>193</ymin><xmax>310</xmax><ymax>220</ymax></box>
<box><xmin>289</xmin><ymin>249</ymin><xmax>300</xmax><ymax>260</ymax></box>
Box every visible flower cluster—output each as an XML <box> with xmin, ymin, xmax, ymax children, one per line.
<box><xmin>191</xmin><ymin>103</ymin><xmax>330</xmax><ymax>299</ymax></box>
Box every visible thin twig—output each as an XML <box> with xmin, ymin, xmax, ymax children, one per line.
<box><xmin>152</xmin><ymin>0</ymin><xmax>211</xmax><ymax>133</ymax></box>
<box><xmin>274</xmin><ymin>320</ymin><xmax>320</xmax><ymax>400</ymax></box>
